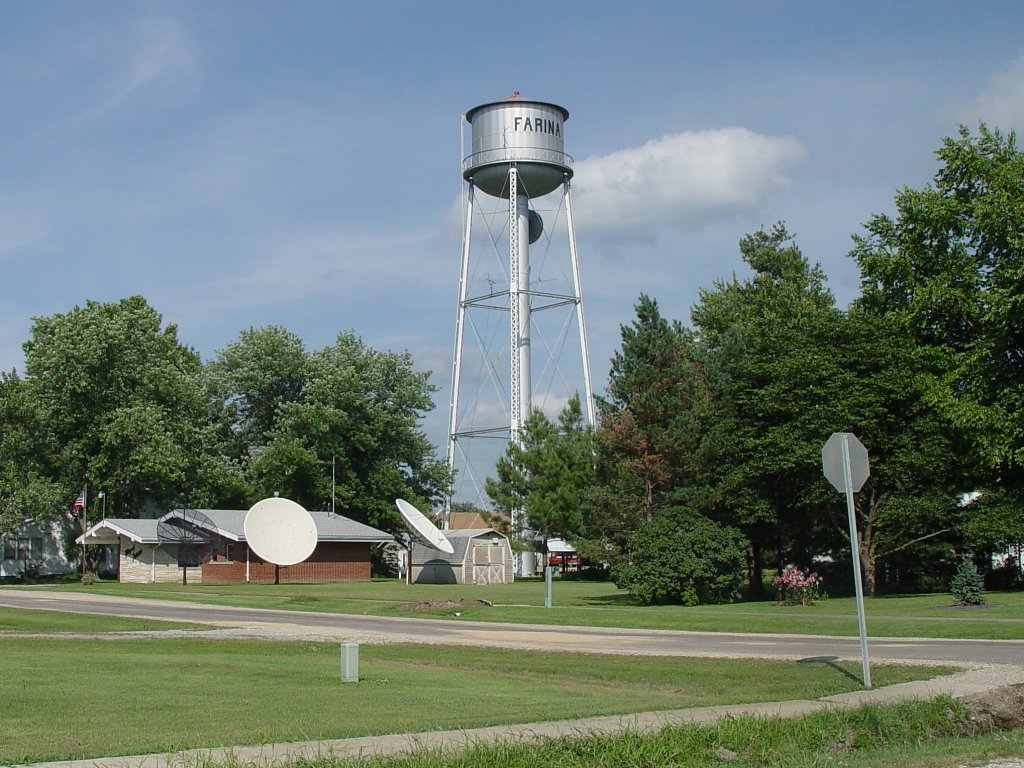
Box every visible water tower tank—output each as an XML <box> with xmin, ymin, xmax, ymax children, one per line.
<box><xmin>463</xmin><ymin>95</ymin><xmax>572</xmax><ymax>199</ymax></box>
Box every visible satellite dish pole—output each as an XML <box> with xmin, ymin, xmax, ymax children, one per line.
<box><xmin>448</xmin><ymin>93</ymin><xmax>594</xmax><ymax>577</ymax></box>
<box><xmin>157</xmin><ymin>507</ymin><xmax>216</xmax><ymax>585</ymax></box>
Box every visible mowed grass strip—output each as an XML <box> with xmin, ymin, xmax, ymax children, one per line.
<box><xmin>0</xmin><ymin>637</ymin><xmax>949</xmax><ymax>764</ymax></box>
<box><xmin>0</xmin><ymin>606</ymin><xmax>206</xmax><ymax>633</ymax></box>
<box><xmin>47</xmin><ymin>581</ymin><xmax>1024</xmax><ymax>640</ymax></box>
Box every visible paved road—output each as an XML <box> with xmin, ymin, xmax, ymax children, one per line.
<box><xmin>2</xmin><ymin>588</ymin><xmax>1021</xmax><ymax>666</ymax></box>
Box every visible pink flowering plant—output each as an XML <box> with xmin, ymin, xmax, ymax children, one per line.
<box><xmin>773</xmin><ymin>565</ymin><xmax>825</xmax><ymax>606</ymax></box>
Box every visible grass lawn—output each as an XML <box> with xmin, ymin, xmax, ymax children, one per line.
<box><xmin>0</xmin><ymin>636</ymin><xmax>950</xmax><ymax>764</ymax></box>
<box><xmin>0</xmin><ymin>605</ymin><xmax>204</xmax><ymax>633</ymax></box>
<box><xmin>37</xmin><ymin>579</ymin><xmax>1024</xmax><ymax>639</ymax></box>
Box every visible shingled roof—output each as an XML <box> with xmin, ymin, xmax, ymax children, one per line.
<box><xmin>79</xmin><ymin>509</ymin><xmax>392</xmax><ymax>545</ymax></box>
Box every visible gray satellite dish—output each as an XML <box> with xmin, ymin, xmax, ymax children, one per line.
<box><xmin>528</xmin><ymin>209</ymin><xmax>543</xmax><ymax>244</ymax></box>
<box><xmin>244</xmin><ymin>497</ymin><xmax>318</xmax><ymax>567</ymax></box>
<box><xmin>395</xmin><ymin>499</ymin><xmax>454</xmax><ymax>554</ymax></box>
<box><xmin>157</xmin><ymin>509</ymin><xmax>215</xmax><ymax>585</ymax></box>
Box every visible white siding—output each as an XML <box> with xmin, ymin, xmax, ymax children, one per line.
<box><xmin>1</xmin><ymin>519</ymin><xmax>75</xmax><ymax>578</ymax></box>
<box><xmin>119</xmin><ymin>541</ymin><xmax>201</xmax><ymax>584</ymax></box>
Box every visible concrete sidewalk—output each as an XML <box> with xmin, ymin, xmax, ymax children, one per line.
<box><xmin>16</xmin><ymin>665</ymin><xmax>1023</xmax><ymax>768</ymax></box>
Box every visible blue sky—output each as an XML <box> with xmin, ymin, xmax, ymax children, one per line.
<box><xmin>2</xmin><ymin>2</ymin><xmax>1023</xmax><ymax>469</ymax></box>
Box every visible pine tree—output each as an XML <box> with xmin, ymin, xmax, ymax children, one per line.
<box><xmin>949</xmin><ymin>555</ymin><xmax>987</xmax><ymax>607</ymax></box>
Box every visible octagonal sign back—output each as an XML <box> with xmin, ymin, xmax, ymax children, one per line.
<box><xmin>822</xmin><ymin>432</ymin><xmax>870</xmax><ymax>493</ymax></box>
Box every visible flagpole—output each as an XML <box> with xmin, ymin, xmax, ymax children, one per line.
<box><xmin>81</xmin><ymin>484</ymin><xmax>87</xmax><ymax>581</ymax></box>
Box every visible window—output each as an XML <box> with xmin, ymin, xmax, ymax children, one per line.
<box><xmin>211</xmin><ymin>542</ymin><xmax>234</xmax><ymax>564</ymax></box>
<box><xmin>2</xmin><ymin>539</ymin><xmax>14</xmax><ymax>559</ymax></box>
<box><xmin>14</xmin><ymin>538</ymin><xmax>43</xmax><ymax>562</ymax></box>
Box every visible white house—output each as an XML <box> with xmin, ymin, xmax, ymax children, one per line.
<box><xmin>78</xmin><ymin>508</ymin><xmax>392</xmax><ymax>584</ymax></box>
<box><xmin>1</xmin><ymin>518</ymin><xmax>76</xmax><ymax>578</ymax></box>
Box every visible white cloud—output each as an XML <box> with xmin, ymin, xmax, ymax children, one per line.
<box><xmin>81</xmin><ymin>16</ymin><xmax>201</xmax><ymax>118</ymax></box>
<box><xmin>571</xmin><ymin>128</ymin><xmax>806</xmax><ymax>244</ymax></box>
<box><xmin>956</xmin><ymin>53</ymin><xmax>1024</xmax><ymax>132</ymax></box>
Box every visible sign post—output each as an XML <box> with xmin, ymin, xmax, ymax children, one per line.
<box><xmin>822</xmin><ymin>431</ymin><xmax>872</xmax><ymax>688</ymax></box>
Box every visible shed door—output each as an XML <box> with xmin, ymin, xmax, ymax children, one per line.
<box><xmin>472</xmin><ymin>542</ymin><xmax>506</xmax><ymax>584</ymax></box>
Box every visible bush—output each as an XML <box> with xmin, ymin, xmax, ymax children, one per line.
<box><xmin>611</xmin><ymin>509</ymin><xmax>748</xmax><ymax>605</ymax></box>
<box><xmin>950</xmin><ymin>555</ymin><xmax>987</xmax><ymax>606</ymax></box>
<box><xmin>773</xmin><ymin>565</ymin><xmax>825</xmax><ymax>606</ymax></box>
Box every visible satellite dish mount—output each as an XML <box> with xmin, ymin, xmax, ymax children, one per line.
<box><xmin>157</xmin><ymin>508</ymin><xmax>216</xmax><ymax>585</ymax></box>
<box><xmin>395</xmin><ymin>498</ymin><xmax>454</xmax><ymax>585</ymax></box>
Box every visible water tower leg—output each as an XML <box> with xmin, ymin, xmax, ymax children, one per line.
<box><xmin>565</xmin><ymin>180</ymin><xmax>595</xmax><ymax>426</ymax></box>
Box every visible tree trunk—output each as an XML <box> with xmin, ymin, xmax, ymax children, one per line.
<box><xmin>644</xmin><ymin>477</ymin><xmax>654</xmax><ymax>523</ymax></box>
<box><xmin>862</xmin><ymin>548</ymin><xmax>877</xmax><ymax>596</ymax></box>
<box><xmin>861</xmin><ymin>491</ymin><xmax>879</xmax><ymax>596</ymax></box>
<box><xmin>747</xmin><ymin>540</ymin><xmax>765</xmax><ymax>598</ymax></box>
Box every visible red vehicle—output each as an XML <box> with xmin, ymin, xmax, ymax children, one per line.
<box><xmin>547</xmin><ymin>552</ymin><xmax>579</xmax><ymax>569</ymax></box>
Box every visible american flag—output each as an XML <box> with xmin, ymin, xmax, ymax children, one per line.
<box><xmin>71</xmin><ymin>489</ymin><xmax>85</xmax><ymax>513</ymax></box>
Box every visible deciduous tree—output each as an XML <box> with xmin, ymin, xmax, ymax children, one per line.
<box><xmin>21</xmin><ymin>297</ymin><xmax>210</xmax><ymax>516</ymax></box>
<box><xmin>851</xmin><ymin>124</ymin><xmax>1024</xmax><ymax>554</ymax></box>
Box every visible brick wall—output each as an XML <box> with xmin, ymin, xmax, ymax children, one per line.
<box><xmin>201</xmin><ymin>540</ymin><xmax>372</xmax><ymax>584</ymax></box>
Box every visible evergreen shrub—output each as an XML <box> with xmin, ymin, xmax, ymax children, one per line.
<box><xmin>949</xmin><ymin>555</ymin><xmax>987</xmax><ymax>606</ymax></box>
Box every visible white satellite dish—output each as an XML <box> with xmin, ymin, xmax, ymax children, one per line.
<box><xmin>395</xmin><ymin>498</ymin><xmax>454</xmax><ymax>554</ymax></box>
<box><xmin>244</xmin><ymin>497</ymin><xmax>318</xmax><ymax>566</ymax></box>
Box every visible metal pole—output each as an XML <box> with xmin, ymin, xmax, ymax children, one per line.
<box><xmin>447</xmin><ymin>182</ymin><xmax>474</xmax><ymax>526</ymax></box>
<box><xmin>80</xmin><ymin>484</ymin><xmax>87</xmax><ymax>580</ymax></box>
<box><xmin>508</xmin><ymin>167</ymin><xmax>523</xmax><ymax>448</ymax></box>
<box><xmin>842</xmin><ymin>434</ymin><xmax>872</xmax><ymax>688</ymax></box>
<box><xmin>545</xmin><ymin>564</ymin><xmax>553</xmax><ymax>608</ymax></box>
<box><xmin>564</xmin><ymin>179</ymin><xmax>595</xmax><ymax>427</ymax></box>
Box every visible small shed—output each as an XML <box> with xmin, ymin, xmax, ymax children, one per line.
<box><xmin>410</xmin><ymin>528</ymin><xmax>513</xmax><ymax>585</ymax></box>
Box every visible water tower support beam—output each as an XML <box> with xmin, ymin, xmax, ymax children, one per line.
<box><xmin>565</xmin><ymin>179</ymin><xmax>595</xmax><ymax>426</ymax></box>
<box><xmin>446</xmin><ymin>182</ymin><xmax>475</xmax><ymax>526</ymax></box>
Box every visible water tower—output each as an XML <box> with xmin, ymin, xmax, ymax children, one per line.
<box><xmin>447</xmin><ymin>92</ymin><xmax>594</xmax><ymax>576</ymax></box>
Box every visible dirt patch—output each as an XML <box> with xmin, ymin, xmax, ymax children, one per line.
<box><xmin>400</xmin><ymin>599</ymin><xmax>492</xmax><ymax>611</ymax></box>
<box><xmin>959</xmin><ymin>684</ymin><xmax>1024</xmax><ymax>734</ymax></box>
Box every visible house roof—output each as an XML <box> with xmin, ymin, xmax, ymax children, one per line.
<box><xmin>77</xmin><ymin>518</ymin><xmax>160</xmax><ymax>546</ymax></box>
<box><xmin>78</xmin><ymin>508</ymin><xmax>393</xmax><ymax>546</ymax></box>
<box><xmin>411</xmin><ymin>528</ymin><xmax>508</xmax><ymax>565</ymax></box>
